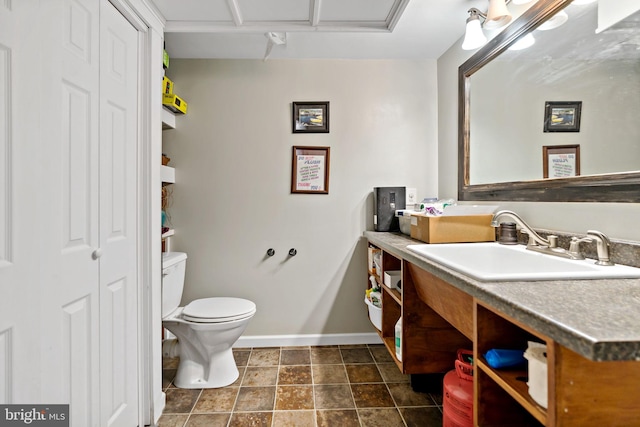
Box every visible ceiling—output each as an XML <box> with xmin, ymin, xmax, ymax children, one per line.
<box><xmin>150</xmin><ymin>0</ymin><xmax>486</xmax><ymax>60</ymax></box>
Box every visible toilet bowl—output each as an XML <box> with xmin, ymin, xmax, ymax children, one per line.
<box><xmin>162</xmin><ymin>252</ymin><xmax>256</xmax><ymax>388</ymax></box>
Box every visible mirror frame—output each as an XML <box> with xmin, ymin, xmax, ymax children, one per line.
<box><xmin>458</xmin><ymin>0</ymin><xmax>640</xmax><ymax>203</ymax></box>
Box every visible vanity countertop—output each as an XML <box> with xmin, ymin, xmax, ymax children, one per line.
<box><xmin>365</xmin><ymin>231</ymin><xmax>640</xmax><ymax>362</ymax></box>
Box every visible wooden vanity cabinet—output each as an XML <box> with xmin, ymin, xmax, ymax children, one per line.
<box><xmin>367</xmin><ymin>236</ymin><xmax>640</xmax><ymax>426</ymax></box>
<box><xmin>367</xmin><ymin>243</ymin><xmax>471</xmax><ymax>375</ymax></box>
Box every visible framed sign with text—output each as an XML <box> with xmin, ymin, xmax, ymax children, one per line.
<box><xmin>291</xmin><ymin>146</ymin><xmax>330</xmax><ymax>194</ymax></box>
<box><xmin>543</xmin><ymin>145</ymin><xmax>580</xmax><ymax>178</ymax></box>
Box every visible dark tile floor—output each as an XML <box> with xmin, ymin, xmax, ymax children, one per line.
<box><xmin>158</xmin><ymin>344</ymin><xmax>444</xmax><ymax>427</ymax></box>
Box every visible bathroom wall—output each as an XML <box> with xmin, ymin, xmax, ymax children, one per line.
<box><xmin>437</xmin><ymin>40</ymin><xmax>640</xmax><ymax>242</ymax></box>
<box><xmin>162</xmin><ymin>59</ymin><xmax>438</xmax><ymax>338</ymax></box>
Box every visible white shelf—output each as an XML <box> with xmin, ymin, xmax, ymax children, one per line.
<box><xmin>161</xmin><ymin>165</ymin><xmax>175</xmax><ymax>183</ymax></box>
<box><xmin>162</xmin><ymin>107</ymin><xmax>175</xmax><ymax>130</ymax></box>
<box><xmin>161</xmin><ymin>229</ymin><xmax>175</xmax><ymax>239</ymax></box>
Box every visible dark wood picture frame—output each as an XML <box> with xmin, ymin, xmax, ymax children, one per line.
<box><xmin>543</xmin><ymin>101</ymin><xmax>582</xmax><ymax>132</ymax></box>
<box><xmin>292</xmin><ymin>102</ymin><xmax>330</xmax><ymax>133</ymax></box>
<box><xmin>291</xmin><ymin>146</ymin><xmax>330</xmax><ymax>194</ymax></box>
<box><xmin>543</xmin><ymin>144</ymin><xmax>580</xmax><ymax>178</ymax></box>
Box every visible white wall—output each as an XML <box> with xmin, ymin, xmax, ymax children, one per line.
<box><xmin>437</xmin><ymin>39</ymin><xmax>640</xmax><ymax>241</ymax></box>
<box><xmin>162</xmin><ymin>59</ymin><xmax>438</xmax><ymax>336</ymax></box>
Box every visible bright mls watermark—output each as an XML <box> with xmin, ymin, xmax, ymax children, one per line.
<box><xmin>0</xmin><ymin>405</ymin><xmax>69</xmax><ymax>427</ymax></box>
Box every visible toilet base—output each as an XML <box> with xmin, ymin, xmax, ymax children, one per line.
<box><xmin>174</xmin><ymin>347</ymin><xmax>239</xmax><ymax>389</ymax></box>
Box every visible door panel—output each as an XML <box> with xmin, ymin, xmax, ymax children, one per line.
<box><xmin>62</xmin><ymin>297</ymin><xmax>94</xmax><ymax>427</ymax></box>
<box><xmin>99</xmin><ymin>2</ymin><xmax>139</xmax><ymax>425</ymax></box>
<box><xmin>0</xmin><ymin>0</ymin><xmax>62</xmax><ymax>405</ymax></box>
<box><xmin>0</xmin><ymin>4</ymin><xmax>14</xmax><ymax>403</ymax></box>
<box><xmin>39</xmin><ymin>1</ymin><xmax>101</xmax><ymax>425</ymax></box>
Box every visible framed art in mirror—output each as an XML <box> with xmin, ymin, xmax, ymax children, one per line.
<box><xmin>543</xmin><ymin>101</ymin><xmax>581</xmax><ymax>133</ymax></box>
<box><xmin>543</xmin><ymin>145</ymin><xmax>580</xmax><ymax>178</ymax></box>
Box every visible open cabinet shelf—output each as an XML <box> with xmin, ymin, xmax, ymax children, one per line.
<box><xmin>162</xmin><ymin>106</ymin><xmax>175</xmax><ymax>129</ymax></box>
<box><xmin>366</xmin><ymin>242</ymin><xmax>471</xmax><ymax>378</ymax></box>
<box><xmin>475</xmin><ymin>301</ymin><xmax>549</xmax><ymax>426</ymax></box>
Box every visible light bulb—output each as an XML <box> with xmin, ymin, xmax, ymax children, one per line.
<box><xmin>462</xmin><ymin>18</ymin><xmax>488</xmax><ymax>50</ymax></box>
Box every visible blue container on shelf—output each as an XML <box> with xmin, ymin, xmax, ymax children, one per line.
<box><xmin>485</xmin><ymin>349</ymin><xmax>526</xmax><ymax>369</ymax></box>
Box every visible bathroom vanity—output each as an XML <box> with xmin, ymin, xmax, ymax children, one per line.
<box><xmin>365</xmin><ymin>231</ymin><xmax>640</xmax><ymax>427</ymax></box>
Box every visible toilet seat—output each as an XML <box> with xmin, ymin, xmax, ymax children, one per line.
<box><xmin>182</xmin><ymin>297</ymin><xmax>256</xmax><ymax>323</ymax></box>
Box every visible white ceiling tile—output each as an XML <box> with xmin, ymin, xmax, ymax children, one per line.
<box><xmin>319</xmin><ymin>0</ymin><xmax>397</xmax><ymax>22</ymax></box>
<box><xmin>153</xmin><ymin>0</ymin><xmax>234</xmax><ymax>22</ymax></box>
<box><xmin>237</xmin><ymin>0</ymin><xmax>311</xmax><ymax>22</ymax></box>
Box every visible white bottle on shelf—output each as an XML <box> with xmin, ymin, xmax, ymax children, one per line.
<box><xmin>395</xmin><ymin>318</ymin><xmax>402</xmax><ymax>361</ymax></box>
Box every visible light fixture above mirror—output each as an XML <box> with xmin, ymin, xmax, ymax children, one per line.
<box><xmin>461</xmin><ymin>0</ymin><xmax>569</xmax><ymax>51</ymax></box>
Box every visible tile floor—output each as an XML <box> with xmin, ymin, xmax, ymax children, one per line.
<box><xmin>158</xmin><ymin>344</ymin><xmax>444</xmax><ymax>427</ymax></box>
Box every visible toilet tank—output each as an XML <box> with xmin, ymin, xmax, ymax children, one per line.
<box><xmin>162</xmin><ymin>252</ymin><xmax>187</xmax><ymax>317</ymax></box>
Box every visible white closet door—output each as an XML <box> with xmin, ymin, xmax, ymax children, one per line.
<box><xmin>98</xmin><ymin>2</ymin><xmax>139</xmax><ymax>426</ymax></box>
<box><xmin>0</xmin><ymin>0</ymin><xmax>42</xmax><ymax>405</ymax></box>
<box><xmin>38</xmin><ymin>1</ymin><xmax>102</xmax><ymax>425</ymax></box>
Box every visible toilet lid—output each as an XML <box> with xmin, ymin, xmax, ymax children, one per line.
<box><xmin>182</xmin><ymin>297</ymin><xmax>256</xmax><ymax>323</ymax></box>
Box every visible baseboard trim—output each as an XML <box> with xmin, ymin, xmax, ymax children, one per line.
<box><xmin>235</xmin><ymin>332</ymin><xmax>383</xmax><ymax>348</ymax></box>
<box><xmin>153</xmin><ymin>391</ymin><xmax>166</xmax><ymax>425</ymax></box>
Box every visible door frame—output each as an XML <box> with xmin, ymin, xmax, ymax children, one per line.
<box><xmin>107</xmin><ymin>0</ymin><xmax>165</xmax><ymax>425</ymax></box>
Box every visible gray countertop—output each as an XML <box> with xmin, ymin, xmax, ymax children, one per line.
<box><xmin>365</xmin><ymin>231</ymin><xmax>640</xmax><ymax>362</ymax></box>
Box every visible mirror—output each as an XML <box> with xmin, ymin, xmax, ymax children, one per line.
<box><xmin>458</xmin><ymin>0</ymin><xmax>640</xmax><ymax>202</ymax></box>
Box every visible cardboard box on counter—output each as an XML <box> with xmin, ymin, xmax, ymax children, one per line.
<box><xmin>410</xmin><ymin>214</ymin><xmax>495</xmax><ymax>244</ymax></box>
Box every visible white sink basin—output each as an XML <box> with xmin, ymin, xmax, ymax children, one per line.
<box><xmin>406</xmin><ymin>242</ymin><xmax>640</xmax><ymax>282</ymax></box>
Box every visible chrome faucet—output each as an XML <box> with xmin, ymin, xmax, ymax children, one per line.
<box><xmin>491</xmin><ymin>210</ymin><xmax>584</xmax><ymax>260</ymax></box>
<box><xmin>491</xmin><ymin>210</ymin><xmax>551</xmax><ymax>248</ymax></box>
<box><xmin>491</xmin><ymin>211</ymin><xmax>616</xmax><ymax>265</ymax></box>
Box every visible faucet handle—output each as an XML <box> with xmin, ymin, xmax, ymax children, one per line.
<box><xmin>568</xmin><ymin>236</ymin><xmax>592</xmax><ymax>259</ymax></box>
<box><xmin>520</xmin><ymin>229</ymin><xmax>544</xmax><ymax>248</ymax></box>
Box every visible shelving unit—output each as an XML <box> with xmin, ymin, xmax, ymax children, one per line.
<box><xmin>366</xmin><ymin>242</ymin><xmax>471</xmax><ymax>377</ymax></box>
<box><xmin>161</xmin><ymin>107</ymin><xmax>176</xmax><ymax>251</ymax></box>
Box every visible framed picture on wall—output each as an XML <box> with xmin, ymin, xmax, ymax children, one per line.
<box><xmin>543</xmin><ymin>101</ymin><xmax>582</xmax><ymax>132</ymax></box>
<box><xmin>543</xmin><ymin>145</ymin><xmax>580</xmax><ymax>178</ymax></box>
<box><xmin>292</xmin><ymin>102</ymin><xmax>330</xmax><ymax>133</ymax></box>
<box><xmin>291</xmin><ymin>146</ymin><xmax>330</xmax><ymax>194</ymax></box>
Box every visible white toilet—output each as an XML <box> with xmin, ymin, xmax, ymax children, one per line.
<box><xmin>162</xmin><ymin>252</ymin><xmax>256</xmax><ymax>389</ymax></box>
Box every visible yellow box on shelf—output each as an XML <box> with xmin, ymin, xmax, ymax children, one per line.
<box><xmin>162</xmin><ymin>76</ymin><xmax>174</xmax><ymax>95</ymax></box>
<box><xmin>163</xmin><ymin>93</ymin><xmax>187</xmax><ymax>114</ymax></box>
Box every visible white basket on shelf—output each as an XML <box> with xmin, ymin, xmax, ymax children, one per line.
<box><xmin>364</xmin><ymin>298</ymin><xmax>382</xmax><ymax>331</ymax></box>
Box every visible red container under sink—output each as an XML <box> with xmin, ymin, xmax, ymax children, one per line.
<box><xmin>443</xmin><ymin>349</ymin><xmax>474</xmax><ymax>427</ymax></box>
